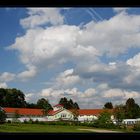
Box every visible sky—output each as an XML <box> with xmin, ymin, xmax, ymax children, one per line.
<box><xmin>1</xmin><ymin>7</ymin><xmax>140</xmax><ymax>109</ymax></box>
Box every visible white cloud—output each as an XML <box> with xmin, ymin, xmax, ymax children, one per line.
<box><xmin>127</xmin><ymin>53</ymin><xmax>140</xmax><ymax>68</ymax></box>
<box><xmin>25</xmin><ymin>93</ymin><xmax>34</xmax><ymax>101</ymax></box>
<box><xmin>0</xmin><ymin>82</ymin><xmax>8</xmax><ymax>88</ymax></box>
<box><xmin>0</xmin><ymin>72</ymin><xmax>15</xmax><ymax>82</ymax></box>
<box><xmin>53</xmin><ymin>69</ymin><xmax>81</xmax><ymax>89</ymax></box>
<box><xmin>17</xmin><ymin>65</ymin><xmax>37</xmax><ymax>81</ymax></box>
<box><xmin>113</xmin><ymin>8</ymin><xmax>129</xmax><ymax>13</ymax></box>
<box><xmin>103</xmin><ymin>88</ymin><xmax>140</xmax><ymax>101</ymax></box>
<box><xmin>20</xmin><ymin>8</ymin><xmax>64</xmax><ymax>28</ymax></box>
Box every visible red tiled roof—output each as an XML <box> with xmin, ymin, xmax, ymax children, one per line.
<box><xmin>53</xmin><ymin>104</ymin><xmax>63</xmax><ymax>107</ymax></box>
<box><xmin>3</xmin><ymin>107</ymin><xmax>113</xmax><ymax>116</ymax></box>
<box><xmin>3</xmin><ymin>107</ymin><xmax>44</xmax><ymax>116</ymax></box>
<box><xmin>48</xmin><ymin>109</ymin><xmax>63</xmax><ymax>115</ymax></box>
<box><xmin>78</xmin><ymin>109</ymin><xmax>111</xmax><ymax>116</ymax></box>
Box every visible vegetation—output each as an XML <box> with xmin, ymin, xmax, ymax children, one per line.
<box><xmin>59</xmin><ymin>97</ymin><xmax>80</xmax><ymax>109</ymax></box>
<box><xmin>0</xmin><ymin>123</ymin><xmax>93</xmax><ymax>133</ymax></box>
<box><xmin>0</xmin><ymin>88</ymin><xmax>80</xmax><ymax>110</ymax></box>
<box><xmin>113</xmin><ymin>98</ymin><xmax>140</xmax><ymax>122</ymax></box>
<box><xmin>0</xmin><ymin>108</ymin><xmax>7</xmax><ymax>124</ymax></box>
<box><xmin>37</xmin><ymin>98</ymin><xmax>53</xmax><ymax>115</ymax></box>
<box><xmin>0</xmin><ymin>88</ymin><xmax>26</xmax><ymax>108</ymax></box>
<box><xmin>104</xmin><ymin>102</ymin><xmax>113</xmax><ymax>109</ymax></box>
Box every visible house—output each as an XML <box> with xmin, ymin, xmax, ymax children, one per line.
<box><xmin>47</xmin><ymin>104</ymin><xmax>74</xmax><ymax>121</ymax></box>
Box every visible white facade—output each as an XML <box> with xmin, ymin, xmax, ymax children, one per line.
<box><xmin>48</xmin><ymin>109</ymin><xmax>74</xmax><ymax>121</ymax></box>
<box><xmin>78</xmin><ymin>115</ymin><xmax>98</xmax><ymax>122</ymax></box>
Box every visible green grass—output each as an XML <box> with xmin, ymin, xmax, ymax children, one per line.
<box><xmin>0</xmin><ymin>123</ymin><xmax>94</xmax><ymax>133</ymax></box>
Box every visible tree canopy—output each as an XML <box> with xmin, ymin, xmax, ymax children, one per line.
<box><xmin>59</xmin><ymin>97</ymin><xmax>80</xmax><ymax>109</ymax></box>
<box><xmin>104</xmin><ymin>102</ymin><xmax>113</xmax><ymax>109</ymax></box>
<box><xmin>0</xmin><ymin>88</ymin><xmax>26</xmax><ymax>108</ymax></box>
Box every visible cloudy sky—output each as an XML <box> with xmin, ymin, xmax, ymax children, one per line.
<box><xmin>1</xmin><ymin>7</ymin><xmax>140</xmax><ymax>108</ymax></box>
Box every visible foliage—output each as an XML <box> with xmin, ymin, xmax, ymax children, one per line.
<box><xmin>36</xmin><ymin>98</ymin><xmax>53</xmax><ymax>115</ymax></box>
<box><xmin>113</xmin><ymin>104</ymin><xmax>126</xmax><ymax>124</ymax></box>
<box><xmin>59</xmin><ymin>97</ymin><xmax>80</xmax><ymax>109</ymax></box>
<box><xmin>125</xmin><ymin>98</ymin><xmax>140</xmax><ymax>119</ymax></box>
<box><xmin>0</xmin><ymin>109</ymin><xmax>7</xmax><ymax>124</ymax></box>
<box><xmin>0</xmin><ymin>88</ymin><xmax>26</xmax><ymax>108</ymax></box>
<box><xmin>133</xmin><ymin>122</ymin><xmax>140</xmax><ymax>131</ymax></box>
<box><xmin>104</xmin><ymin>102</ymin><xmax>113</xmax><ymax>109</ymax></box>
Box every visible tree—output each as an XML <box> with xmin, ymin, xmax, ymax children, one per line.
<box><xmin>113</xmin><ymin>104</ymin><xmax>126</xmax><ymax>124</ymax></box>
<box><xmin>37</xmin><ymin>98</ymin><xmax>52</xmax><ymax>115</ymax></box>
<box><xmin>71</xmin><ymin>108</ymin><xmax>79</xmax><ymax>121</ymax></box>
<box><xmin>59</xmin><ymin>97</ymin><xmax>80</xmax><ymax>109</ymax></box>
<box><xmin>104</xmin><ymin>102</ymin><xmax>113</xmax><ymax>109</ymax></box>
<box><xmin>0</xmin><ymin>107</ymin><xmax>7</xmax><ymax>124</ymax></box>
<box><xmin>0</xmin><ymin>88</ymin><xmax>26</xmax><ymax>108</ymax></box>
<box><xmin>98</xmin><ymin>110</ymin><xmax>112</xmax><ymax>124</ymax></box>
<box><xmin>125</xmin><ymin>98</ymin><xmax>140</xmax><ymax>119</ymax></box>
<box><xmin>73</xmin><ymin>102</ymin><xmax>80</xmax><ymax>109</ymax></box>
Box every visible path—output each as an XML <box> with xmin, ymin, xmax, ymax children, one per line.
<box><xmin>78</xmin><ymin>128</ymin><xmax>123</xmax><ymax>133</ymax></box>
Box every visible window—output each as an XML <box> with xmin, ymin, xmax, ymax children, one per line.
<box><xmin>61</xmin><ymin>113</ymin><xmax>66</xmax><ymax>118</ymax></box>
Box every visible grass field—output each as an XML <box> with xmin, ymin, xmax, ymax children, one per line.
<box><xmin>0</xmin><ymin>123</ymin><xmax>95</xmax><ymax>133</ymax></box>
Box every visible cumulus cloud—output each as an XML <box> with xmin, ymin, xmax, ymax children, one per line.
<box><xmin>0</xmin><ymin>82</ymin><xmax>8</xmax><ymax>88</ymax></box>
<box><xmin>5</xmin><ymin>8</ymin><xmax>140</xmax><ymax>108</ymax></box>
<box><xmin>20</xmin><ymin>8</ymin><xmax>64</xmax><ymax>28</ymax></box>
<box><xmin>113</xmin><ymin>8</ymin><xmax>129</xmax><ymax>13</ymax></box>
<box><xmin>52</xmin><ymin>69</ymin><xmax>81</xmax><ymax>89</ymax></box>
<box><xmin>25</xmin><ymin>93</ymin><xmax>34</xmax><ymax>101</ymax></box>
<box><xmin>17</xmin><ymin>65</ymin><xmax>37</xmax><ymax>81</ymax></box>
<box><xmin>0</xmin><ymin>72</ymin><xmax>15</xmax><ymax>82</ymax></box>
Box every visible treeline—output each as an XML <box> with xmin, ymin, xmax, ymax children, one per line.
<box><xmin>104</xmin><ymin>98</ymin><xmax>140</xmax><ymax>120</ymax></box>
<box><xmin>0</xmin><ymin>88</ymin><xmax>79</xmax><ymax>110</ymax></box>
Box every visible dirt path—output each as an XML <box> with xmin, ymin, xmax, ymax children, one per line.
<box><xmin>78</xmin><ymin>128</ymin><xmax>123</xmax><ymax>133</ymax></box>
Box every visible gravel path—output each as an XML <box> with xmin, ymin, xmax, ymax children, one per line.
<box><xmin>78</xmin><ymin>128</ymin><xmax>123</xmax><ymax>133</ymax></box>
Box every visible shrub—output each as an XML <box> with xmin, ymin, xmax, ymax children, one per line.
<box><xmin>7</xmin><ymin>120</ymin><xmax>12</xmax><ymax>123</ymax></box>
<box><xmin>133</xmin><ymin>122</ymin><xmax>140</xmax><ymax>131</ymax></box>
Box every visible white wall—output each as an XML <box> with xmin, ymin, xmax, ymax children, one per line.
<box><xmin>48</xmin><ymin>109</ymin><xmax>74</xmax><ymax>121</ymax></box>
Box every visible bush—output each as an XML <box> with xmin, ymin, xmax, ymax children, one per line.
<box><xmin>0</xmin><ymin>110</ymin><xmax>6</xmax><ymax>124</ymax></box>
<box><xmin>133</xmin><ymin>123</ymin><xmax>140</xmax><ymax>131</ymax></box>
<box><xmin>7</xmin><ymin>120</ymin><xmax>12</xmax><ymax>123</ymax></box>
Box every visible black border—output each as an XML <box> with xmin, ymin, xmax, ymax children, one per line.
<box><xmin>0</xmin><ymin>132</ymin><xmax>140</xmax><ymax>140</ymax></box>
<box><xmin>0</xmin><ymin>0</ymin><xmax>140</xmax><ymax>7</ymax></box>
<box><xmin>0</xmin><ymin>0</ymin><xmax>140</xmax><ymax>139</ymax></box>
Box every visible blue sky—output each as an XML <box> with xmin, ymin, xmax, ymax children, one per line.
<box><xmin>1</xmin><ymin>7</ymin><xmax>140</xmax><ymax>108</ymax></box>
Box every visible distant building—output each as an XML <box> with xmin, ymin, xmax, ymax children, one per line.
<box><xmin>2</xmin><ymin>105</ymin><xmax>113</xmax><ymax>122</ymax></box>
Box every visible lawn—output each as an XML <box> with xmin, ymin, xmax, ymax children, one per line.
<box><xmin>0</xmin><ymin>123</ymin><xmax>94</xmax><ymax>133</ymax></box>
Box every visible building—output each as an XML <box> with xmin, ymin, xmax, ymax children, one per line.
<box><xmin>47</xmin><ymin>104</ymin><xmax>74</xmax><ymax>121</ymax></box>
<box><xmin>1</xmin><ymin>105</ymin><xmax>112</xmax><ymax>122</ymax></box>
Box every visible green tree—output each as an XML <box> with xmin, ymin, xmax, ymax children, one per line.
<box><xmin>113</xmin><ymin>104</ymin><xmax>126</xmax><ymax>124</ymax></box>
<box><xmin>0</xmin><ymin>88</ymin><xmax>26</xmax><ymax>108</ymax></box>
<box><xmin>59</xmin><ymin>97</ymin><xmax>80</xmax><ymax>109</ymax></box>
<box><xmin>104</xmin><ymin>102</ymin><xmax>113</xmax><ymax>109</ymax></box>
<box><xmin>37</xmin><ymin>98</ymin><xmax>52</xmax><ymax>115</ymax></box>
<box><xmin>0</xmin><ymin>107</ymin><xmax>7</xmax><ymax>124</ymax></box>
<box><xmin>73</xmin><ymin>102</ymin><xmax>80</xmax><ymax>109</ymax></box>
<box><xmin>98</xmin><ymin>110</ymin><xmax>112</xmax><ymax>124</ymax></box>
<box><xmin>125</xmin><ymin>98</ymin><xmax>140</xmax><ymax>119</ymax></box>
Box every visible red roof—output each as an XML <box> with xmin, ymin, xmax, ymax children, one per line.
<box><xmin>3</xmin><ymin>107</ymin><xmax>44</xmax><ymax>116</ymax></box>
<box><xmin>48</xmin><ymin>109</ymin><xmax>63</xmax><ymax>115</ymax></box>
<box><xmin>53</xmin><ymin>104</ymin><xmax>63</xmax><ymax>107</ymax></box>
<box><xmin>78</xmin><ymin>109</ymin><xmax>109</xmax><ymax>116</ymax></box>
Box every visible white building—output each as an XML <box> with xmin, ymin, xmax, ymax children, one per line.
<box><xmin>47</xmin><ymin>104</ymin><xmax>74</xmax><ymax>121</ymax></box>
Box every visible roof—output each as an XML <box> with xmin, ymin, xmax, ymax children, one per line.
<box><xmin>3</xmin><ymin>107</ymin><xmax>44</xmax><ymax>116</ymax></box>
<box><xmin>53</xmin><ymin>104</ymin><xmax>63</xmax><ymax>107</ymax></box>
<box><xmin>48</xmin><ymin>108</ymin><xmax>64</xmax><ymax>115</ymax></box>
<box><xmin>78</xmin><ymin>109</ymin><xmax>112</xmax><ymax>116</ymax></box>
